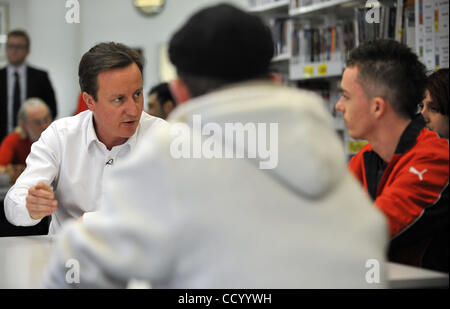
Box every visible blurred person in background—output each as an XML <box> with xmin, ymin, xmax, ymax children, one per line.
<box><xmin>0</xmin><ymin>98</ymin><xmax>52</xmax><ymax>185</ymax></box>
<box><xmin>420</xmin><ymin>68</ymin><xmax>449</xmax><ymax>139</ymax></box>
<box><xmin>0</xmin><ymin>30</ymin><xmax>57</xmax><ymax>141</ymax></box>
<box><xmin>146</xmin><ymin>82</ymin><xmax>176</xmax><ymax>119</ymax></box>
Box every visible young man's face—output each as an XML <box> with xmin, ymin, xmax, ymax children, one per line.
<box><xmin>87</xmin><ymin>63</ymin><xmax>143</xmax><ymax>149</ymax></box>
<box><xmin>6</xmin><ymin>35</ymin><xmax>29</xmax><ymax>66</ymax></box>
<box><xmin>335</xmin><ymin>66</ymin><xmax>375</xmax><ymax>140</ymax></box>
<box><xmin>421</xmin><ymin>90</ymin><xmax>449</xmax><ymax>138</ymax></box>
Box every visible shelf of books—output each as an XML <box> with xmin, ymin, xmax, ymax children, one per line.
<box><xmin>248</xmin><ymin>0</ymin><xmax>449</xmax><ymax>158</ymax></box>
<box><xmin>270</xmin><ymin>18</ymin><xmax>292</xmax><ymax>62</ymax></box>
<box><xmin>248</xmin><ymin>0</ymin><xmax>290</xmax><ymax>12</ymax></box>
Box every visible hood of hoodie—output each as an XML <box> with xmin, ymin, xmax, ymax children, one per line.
<box><xmin>167</xmin><ymin>82</ymin><xmax>347</xmax><ymax>199</ymax></box>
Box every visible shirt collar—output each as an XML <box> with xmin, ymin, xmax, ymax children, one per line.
<box><xmin>85</xmin><ymin>111</ymin><xmax>140</xmax><ymax>152</ymax></box>
<box><xmin>7</xmin><ymin>63</ymin><xmax>26</xmax><ymax>76</ymax></box>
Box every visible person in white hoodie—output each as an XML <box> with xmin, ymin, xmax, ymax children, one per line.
<box><xmin>44</xmin><ymin>3</ymin><xmax>388</xmax><ymax>288</ymax></box>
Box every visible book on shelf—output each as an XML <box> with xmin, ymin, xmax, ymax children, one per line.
<box><xmin>271</xmin><ymin>18</ymin><xmax>292</xmax><ymax>58</ymax></box>
<box><xmin>291</xmin><ymin>24</ymin><xmax>344</xmax><ymax>64</ymax></box>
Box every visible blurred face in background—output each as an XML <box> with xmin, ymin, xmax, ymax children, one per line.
<box><xmin>146</xmin><ymin>92</ymin><xmax>175</xmax><ymax>120</ymax></box>
<box><xmin>147</xmin><ymin>93</ymin><xmax>165</xmax><ymax>119</ymax></box>
<box><xmin>6</xmin><ymin>35</ymin><xmax>29</xmax><ymax>66</ymax></box>
<box><xmin>23</xmin><ymin>105</ymin><xmax>52</xmax><ymax>142</ymax></box>
<box><xmin>421</xmin><ymin>90</ymin><xmax>449</xmax><ymax>138</ymax></box>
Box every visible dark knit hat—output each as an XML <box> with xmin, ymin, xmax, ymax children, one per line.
<box><xmin>168</xmin><ymin>3</ymin><xmax>274</xmax><ymax>81</ymax></box>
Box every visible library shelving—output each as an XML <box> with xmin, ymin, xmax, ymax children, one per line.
<box><xmin>289</xmin><ymin>0</ymin><xmax>358</xmax><ymax>16</ymax></box>
<box><xmin>248</xmin><ymin>0</ymin><xmax>449</xmax><ymax>159</ymax></box>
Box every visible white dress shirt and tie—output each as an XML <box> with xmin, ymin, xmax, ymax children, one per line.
<box><xmin>4</xmin><ymin>110</ymin><xmax>166</xmax><ymax>234</ymax></box>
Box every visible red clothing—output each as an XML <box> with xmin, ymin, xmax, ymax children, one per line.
<box><xmin>348</xmin><ymin>117</ymin><xmax>449</xmax><ymax>269</ymax></box>
<box><xmin>0</xmin><ymin>132</ymin><xmax>33</xmax><ymax>165</ymax></box>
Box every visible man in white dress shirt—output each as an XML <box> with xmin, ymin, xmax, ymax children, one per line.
<box><xmin>4</xmin><ymin>42</ymin><xmax>166</xmax><ymax>234</ymax></box>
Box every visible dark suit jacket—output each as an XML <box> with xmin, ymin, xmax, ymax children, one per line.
<box><xmin>0</xmin><ymin>65</ymin><xmax>57</xmax><ymax>141</ymax></box>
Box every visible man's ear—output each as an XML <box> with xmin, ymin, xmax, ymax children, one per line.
<box><xmin>169</xmin><ymin>79</ymin><xmax>191</xmax><ymax>104</ymax></box>
<box><xmin>82</xmin><ymin>92</ymin><xmax>95</xmax><ymax>112</ymax></box>
<box><xmin>371</xmin><ymin>97</ymin><xmax>387</xmax><ymax>119</ymax></box>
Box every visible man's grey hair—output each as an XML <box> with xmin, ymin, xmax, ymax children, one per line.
<box><xmin>17</xmin><ymin>97</ymin><xmax>50</xmax><ymax>124</ymax></box>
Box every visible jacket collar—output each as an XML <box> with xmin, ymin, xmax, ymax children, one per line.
<box><xmin>394</xmin><ymin>114</ymin><xmax>426</xmax><ymax>154</ymax></box>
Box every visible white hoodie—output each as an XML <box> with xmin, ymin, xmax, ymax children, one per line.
<box><xmin>44</xmin><ymin>82</ymin><xmax>388</xmax><ymax>288</ymax></box>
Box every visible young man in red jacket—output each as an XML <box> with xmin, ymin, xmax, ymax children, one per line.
<box><xmin>335</xmin><ymin>40</ymin><xmax>449</xmax><ymax>272</ymax></box>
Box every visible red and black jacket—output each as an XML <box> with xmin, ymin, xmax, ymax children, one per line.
<box><xmin>349</xmin><ymin>116</ymin><xmax>449</xmax><ymax>271</ymax></box>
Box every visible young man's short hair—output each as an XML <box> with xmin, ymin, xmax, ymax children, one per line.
<box><xmin>347</xmin><ymin>39</ymin><xmax>427</xmax><ymax>119</ymax></box>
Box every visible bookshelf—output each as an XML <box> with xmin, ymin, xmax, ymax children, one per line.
<box><xmin>290</xmin><ymin>60</ymin><xmax>343</xmax><ymax>80</ymax></box>
<box><xmin>248</xmin><ymin>0</ymin><xmax>449</xmax><ymax>159</ymax></box>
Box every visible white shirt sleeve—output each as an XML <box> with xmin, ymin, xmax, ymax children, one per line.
<box><xmin>4</xmin><ymin>125</ymin><xmax>61</xmax><ymax>226</ymax></box>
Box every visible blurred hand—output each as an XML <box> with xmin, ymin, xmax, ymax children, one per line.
<box><xmin>26</xmin><ymin>182</ymin><xmax>58</xmax><ymax>220</ymax></box>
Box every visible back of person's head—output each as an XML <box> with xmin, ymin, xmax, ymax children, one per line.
<box><xmin>168</xmin><ymin>3</ymin><xmax>274</xmax><ymax>97</ymax></box>
<box><xmin>149</xmin><ymin>82</ymin><xmax>175</xmax><ymax>107</ymax></box>
<box><xmin>427</xmin><ymin>68</ymin><xmax>449</xmax><ymax>117</ymax></box>
<box><xmin>7</xmin><ymin>29</ymin><xmax>30</xmax><ymax>49</ymax></box>
<box><xmin>79</xmin><ymin>42</ymin><xmax>143</xmax><ymax>101</ymax></box>
<box><xmin>347</xmin><ymin>39</ymin><xmax>427</xmax><ymax>119</ymax></box>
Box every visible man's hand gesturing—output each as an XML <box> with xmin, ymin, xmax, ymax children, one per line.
<box><xmin>26</xmin><ymin>182</ymin><xmax>58</xmax><ymax>220</ymax></box>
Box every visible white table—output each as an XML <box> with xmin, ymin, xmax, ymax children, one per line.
<box><xmin>0</xmin><ymin>236</ymin><xmax>54</xmax><ymax>288</ymax></box>
<box><xmin>0</xmin><ymin>236</ymin><xmax>448</xmax><ymax>288</ymax></box>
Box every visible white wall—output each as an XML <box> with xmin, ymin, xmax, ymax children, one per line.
<box><xmin>1</xmin><ymin>0</ymin><xmax>248</xmax><ymax>118</ymax></box>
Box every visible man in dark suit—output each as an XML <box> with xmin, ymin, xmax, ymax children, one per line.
<box><xmin>0</xmin><ymin>30</ymin><xmax>57</xmax><ymax>141</ymax></box>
